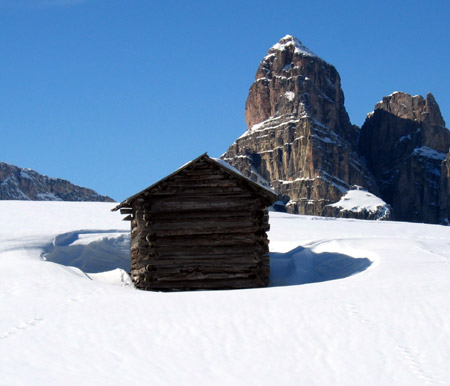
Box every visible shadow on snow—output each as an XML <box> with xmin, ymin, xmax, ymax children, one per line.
<box><xmin>269</xmin><ymin>246</ymin><xmax>372</xmax><ymax>287</ymax></box>
<box><xmin>42</xmin><ymin>230</ymin><xmax>372</xmax><ymax>285</ymax></box>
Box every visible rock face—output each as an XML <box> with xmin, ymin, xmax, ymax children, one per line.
<box><xmin>359</xmin><ymin>92</ymin><xmax>450</xmax><ymax>223</ymax></box>
<box><xmin>222</xmin><ymin>35</ymin><xmax>377</xmax><ymax>216</ymax></box>
<box><xmin>0</xmin><ymin>162</ymin><xmax>114</xmax><ymax>202</ymax></box>
<box><xmin>440</xmin><ymin>153</ymin><xmax>450</xmax><ymax>224</ymax></box>
<box><xmin>221</xmin><ymin>35</ymin><xmax>450</xmax><ymax>224</ymax></box>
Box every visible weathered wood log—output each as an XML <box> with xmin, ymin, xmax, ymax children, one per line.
<box><xmin>139</xmin><ymin>198</ymin><xmax>254</xmax><ymax>207</ymax></box>
<box><xmin>152</xmin><ymin>191</ymin><xmax>258</xmax><ymax>201</ymax></box>
<box><xmin>145</xmin><ymin>214</ymin><xmax>254</xmax><ymax>223</ymax></box>
<box><xmin>145</xmin><ymin>257</ymin><xmax>262</xmax><ymax>267</ymax></box>
<box><xmin>144</xmin><ymin>250</ymin><xmax>260</xmax><ymax>260</ymax></box>
<box><xmin>152</xmin><ymin>219</ymin><xmax>255</xmax><ymax>230</ymax></box>
<box><xmin>152</xmin><ymin>225</ymin><xmax>259</xmax><ymax>237</ymax></box>
<box><xmin>153</xmin><ymin>243</ymin><xmax>267</xmax><ymax>255</ymax></box>
<box><xmin>147</xmin><ymin>202</ymin><xmax>257</xmax><ymax>213</ymax></box>
<box><xmin>131</xmin><ymin>267</ymin><xmax>147</xmax><ymax>275</ymax></box>
<box><xmin>130</xmin><ymin>237</ymin><xmax>150</xmax><ymax>248</ymax></box>
<box><xmin>151</xmin><ymin>234</ymin><xmax>262</xmax><ymax>247</ymax></box>
<box><xmin>148</xmin><ymin>271</ymin><xmax>255</xmax><ymax>281</ymax></box>
<box><xmin>145</xmin><ymin>210</ymin><xmax>254</xmax><ymax>221</ymax></box>
<box><xmin>146</xmin><ymin>266</ymin><xmax>263</xmax><ymax>276</ymax></box>
<box><xmin>138</xmin><ymin>277</ymin><xmax>267</xmax><ymax>291</ymax></box>
<box><xmin>120</xmin><ymin>208</ymin><xmax>133</xmax><ymax>214</ymax></box>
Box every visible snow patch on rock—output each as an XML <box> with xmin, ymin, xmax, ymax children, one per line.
<box><xmin>327</xmin><ymin>188</ymin><xmax>392</xmax><ymax>220</ymax></box>
<box><xmin>269</xmin><ymin>35</ymin><xmax>317</xmax><ymax>58</ymax></box>
<box><xmin>284</xmin><ymin>91</ymin><xmax>295</xmax><ymax>101</ymax></box>
<box><xmin>412</xmin><ymin>146</ymin><xmax>447</xmax><ymax>161</ymax></box>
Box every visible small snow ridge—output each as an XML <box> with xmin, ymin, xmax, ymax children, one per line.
<box><xmin>243</xmin><ymin>114</ymin><xmax>300</xmax><ymax>137</ymax></box>
<box><xmin>43</xmin><ymin>230</ymin><xmax>130</xmax><ymax>273</ymax></box>
<box><xmin>88</xmin><ymin>269</ymin><xmax>133</xmax><ymax>287</ymax></box>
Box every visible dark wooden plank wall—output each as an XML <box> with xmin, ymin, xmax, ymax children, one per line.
<box><xmin>129</xmin><ymin>160</ymin><xmax>271</xmax><ymax>291</ymax></box>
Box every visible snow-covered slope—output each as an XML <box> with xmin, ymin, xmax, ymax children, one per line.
<box><xmin>1</xmin><ymin>201</ymin><xmax>449</xmax><ymax>385</ymax></box>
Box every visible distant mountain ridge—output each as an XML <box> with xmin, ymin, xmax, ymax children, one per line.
<box><xmin>222</xmin><ymin>35</ymin><xmax>450</xmax><ymax>224</ymax></box>
<box><xmin>0</xmin><ymin>162</ymin><xmax>114</xmax><ymax>202</ymax></box>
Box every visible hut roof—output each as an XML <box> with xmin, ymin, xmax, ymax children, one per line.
<box><xmin>112</xmin><ymin>153</ymin><xmax>278</xmax><ymax>211</ymax></box>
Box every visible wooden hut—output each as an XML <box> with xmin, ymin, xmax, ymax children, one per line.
<box><xmin>112</xmin><ymin>153</ymin><xmax>278</xmax><ymax>291</ymax></box>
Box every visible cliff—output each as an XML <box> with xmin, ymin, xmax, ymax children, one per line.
<box><xmin>222</xmin><ymin>35</ymin><xmax>378</xmax><ymax>217</ymax></box>
<box><xmin>359</xmin><ymin>92</ymin><xmax>450</xmax><ymax>223</ymax></box>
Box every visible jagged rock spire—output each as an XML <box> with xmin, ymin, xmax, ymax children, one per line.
<box><xmin>244</xmin><ymin>35</ymin><xmax>355</xmax><ymax>146</ymax></box>
<box><xmin>223</xmin><ymin>35</ymin><xmax>378</xmax><ymax>217</ymax></box>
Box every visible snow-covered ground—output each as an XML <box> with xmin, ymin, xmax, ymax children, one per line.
<box><xmin>1</xmin><ymin>201</ymin><xmax>450</xmax><ymax>385</ymax></box>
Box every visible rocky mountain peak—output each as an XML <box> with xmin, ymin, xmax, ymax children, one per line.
<box><xmin>265</xmin><ymin>35</ymin><xmax>317</xmax><ymax>60</ymax></box>
<box><xmin>223</xmin><ymin>35</ymin><xmax>378</xmax><ymax>217</ymax></box>
<box><xmin>374</xmin><ymin>91</ymin><xmax>445</xmax><ymax>129</ymax></box>
<box><xmin>245</xmin><ymin>35</ymin><xmax>354</xmax><ymax>145</ymax></box>
<box><xmin>359</xmin><ymin>91</ymin><xmax>450</xmax><ymax>223</ymax></box>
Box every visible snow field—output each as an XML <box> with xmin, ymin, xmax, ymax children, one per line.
<box><xmin>0</xmin><ymin>202</ymin><xmax>450</xmax><ymax>385</ymax></box>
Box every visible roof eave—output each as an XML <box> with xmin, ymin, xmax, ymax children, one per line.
<box><xmin>111</xmin><ymin>153</ymin><xmax>278</xmax><ymax>211</ymax></box>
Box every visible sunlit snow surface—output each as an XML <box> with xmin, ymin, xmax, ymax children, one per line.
<box><xmin>328</xmin><ymin>189</ymin><xmax>391</xmax><ymax>219</ymax></box>
<box><xmin>1</xmin><ymin>201</ymin><xmax>450</xmax><ymax>385</ymax></box>
<box><xmin>328</xmin><ymin>189</ymin><xmax>387</xmax><ymax>213</ymax></box>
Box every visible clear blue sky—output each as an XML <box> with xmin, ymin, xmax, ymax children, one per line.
<box><xmin>1</xmin><ymin>0</ymin><xmax>449</xmax><ymax>201</ymax></box>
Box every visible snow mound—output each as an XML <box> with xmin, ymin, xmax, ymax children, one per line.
<box><xmin>328</xmin><ymin>188</ymin><xmax>392</xmax><ymax>220</ymax></box>
<box><xmin>43</xmin><ymin>229</ymin><xmax>130</xmax><ymax>273</ymax></box>
<box><xmin>88</xmin><ymin>268</ymin><xmax>134</xmax><ymax>287</ymax></box>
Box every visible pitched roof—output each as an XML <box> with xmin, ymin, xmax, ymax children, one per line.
<box><xmin>112</xmin><ymin>153</ymin><xmax>278</xmax><ymax>211</ymax></box>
